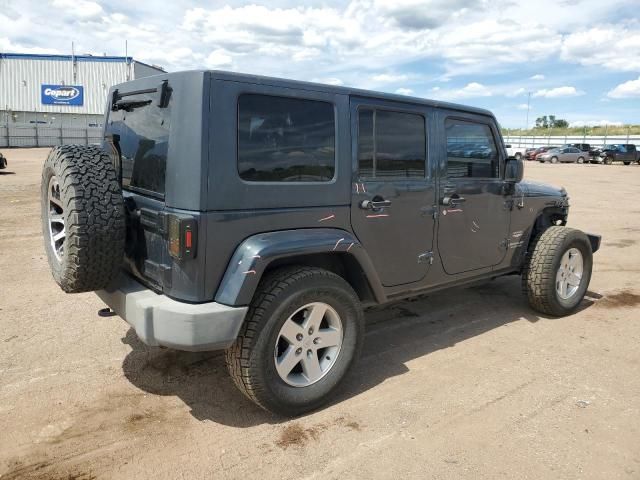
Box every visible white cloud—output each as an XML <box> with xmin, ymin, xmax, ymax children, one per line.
<box><xmin>432</xmin><ymin>82</ymin><xmax>492</xmax><ymax>100</ymax></box>
<box><xmin>312</xmin><ymin>77</ymin><xmax>344</xmax><ymax>86</ymax></box>
<box><xmin>51</xmin><ymin>0</ymin><xmax>103</xmax><ymax>18</ymax></box>
<box><xmin>206</xmin><ymin>50</ymin><xmax>233</xmax><ymax>68</ymax></box>
<box><xmin>373</xmin><ymin>73</ymin><xmax>409</xmax><ymax>83</ymax></box>
<box><xmin>569</xmin><ymin>120</ymin><xmax>623</xmax><ymax>127</ymax></box>
<box><xmin>607</xmin><ymin>76</ymin><xmax>640</xmax><ymax>99</ymax></box>
<box><xmin>506</xmin><ymin>87</ymin><xmax>526</xmax><ymax>97</ymax></box>
<box><xmin>530</xmin><ymin>74</ymin><xmax>545</xmax><ymax>80</ymax></box>
<box><xmin>515</xmin><ymin>103</ymin><xmax>532</xmax><ymax>110</ymax></box>
<box><xmin>395</xmin><ymin>88</ymin><xmax>414</xmax><ymax>95</ymax></box>
<box><xmin>561</xmin><ymin>26</ymin><xmax>640</xmax><ymax>72</ymax></box>
<box><xmin>533</xmin><ymin>86</ymin><xmax>584</xmax><ymax>98</ymax></box>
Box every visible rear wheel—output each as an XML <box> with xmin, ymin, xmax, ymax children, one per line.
<box><xmin>522</xmin><ymin>227</ymin><xmax>593</xmax><ymax>316</ymax></box>
<box><xmin>41</xmin><ymin>145</ymin><xmax>125</xmax><ymax>293</ymax></box>
<box><xmin>226</xmin><ymin>266</ymin><xmax>364</xmax><ymax>415</ymax></box>
<box><xmin>623</xmin><ymin>161</ymin><xmax>631</xmax><ymax>165</ymax></box>
<box><xmin>577</xmin><ymin>156</ymin><xmax>584</xmax><ymax>164</ymax></box>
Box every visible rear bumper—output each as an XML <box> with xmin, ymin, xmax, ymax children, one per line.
<box><xmin>97</xmin><ymin>274</ymin><xmax>248</xmax><ymax>351</ymax></box>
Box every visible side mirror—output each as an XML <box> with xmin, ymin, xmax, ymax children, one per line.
<box><xmin>505</xmin><ymin>144</ymin><xmax>512</xmax><ymax>148</ymax></box>
<box><xmin>505</xmin><ymin>156</ymin><xmax>524</xmax><ymax>183</ymax></box>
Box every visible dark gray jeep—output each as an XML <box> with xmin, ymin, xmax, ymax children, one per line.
<box><xmin>41</xmin><ymin>71</ymin><xmax>600</xmax><ymax>415</ymax></box>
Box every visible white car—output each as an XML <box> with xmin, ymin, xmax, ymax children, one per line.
<box><xmin>505</xmin><ymin>144</ymin><xmax>524</xmax><ymax>160</ymax></box>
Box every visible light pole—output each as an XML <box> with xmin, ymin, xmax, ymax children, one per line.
<box><xmin>525</xmin><ymin>91</ymin><xmax>531</xmax><ymax>131</ymax></box>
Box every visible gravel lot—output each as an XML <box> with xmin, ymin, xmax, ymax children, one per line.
<box><xmin>1</xmin><ymin>148</ymin><xmax>639</xmax><ymax>480</ymax></box>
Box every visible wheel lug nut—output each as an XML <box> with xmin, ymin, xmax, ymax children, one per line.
<box><xmin>296</xmin><ymin>333</ymin><xmax>303</xmax><ymax>341</ymax></box>
<box><xmin>296</xmin><ymin>348</ymin><xmax>302</xmax><ymax>355</ymax></box>
<box><xmin>308</xmin><ymin>327</ymin><xmax>314</xmax><ymax>335</ymax></box>
<box><xmin>313</xmin><ymin>337</ymin><xmax>320</xmax><ymax>345</ymax></box>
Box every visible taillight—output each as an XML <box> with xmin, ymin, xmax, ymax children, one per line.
<box><xmin>167</xmin><ymin>214</ymin><xmax>197</xmax><ymax>260</ymax></box>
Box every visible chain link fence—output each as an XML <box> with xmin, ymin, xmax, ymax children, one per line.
<box><xmin>0</xmin><ymin>125</ymin><xmax>102</xmax><ymax>147</ymax></box>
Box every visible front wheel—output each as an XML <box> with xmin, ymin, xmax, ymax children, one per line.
<box><xmin>577</xmin><ymin>156</ymin><xmax>584</xmax><ymax>164</ymax></box>
<box><xmin>522</xmin><ymin>227</ymin><xmax>593</xmax><ymax>316</ymax></box>
<box><xmin>551</xmin><ymin>156</ymin><xmax>559</xmax><ymax>164</ymax></box>
<box><xmin>604</xmin><ymin>156</ymin><xmax>613</xmax><ymax>165</ymax></box>
<box><xmin>515</xmin><ymin>153</ymin><xmax>522</xmax><ymax>160</ymax></box>
<box><xmin>623</xmin><ymin>161</ymin><xmax>631</xmax><ymax>165</ymax></box>
<box><xmin>225</xmin><ymin>266</ymin><xmax>364</xmax><ymax>415</ymax></box>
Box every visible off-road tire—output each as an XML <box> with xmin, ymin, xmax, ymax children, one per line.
<box><xmin>522</xmin><ymin>226</ymin><xmax>593</xmax><ymax>316</ymax></box>
<box><xmin>41</xmin><ymin>145</ymin><xmax>125</xmax><ymax>293</ymax></box>
<box><xmin>225</xmin><ymin>266</ymin><xmax>364</xmax><ymax>416</ymax></box>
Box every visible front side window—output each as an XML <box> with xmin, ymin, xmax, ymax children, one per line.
<box><xmin>357</xmin><ymin>108</ymin><xmax>426</xmax><ymax>179</ymax></box>
<box><xmin>238</xmin><ymin>94</ymin><xmax>335</xmax><ymax>182</ymax></box>
<box><xmin>445</xmin><ymin>119</ymin><xmax>499</xmax><ymax>178</ymax></box>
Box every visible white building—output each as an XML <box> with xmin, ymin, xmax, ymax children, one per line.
<box><xmin>0</xmin><ymin>53</ymin><xmax>164</xmax><ymax>129</ymax></box>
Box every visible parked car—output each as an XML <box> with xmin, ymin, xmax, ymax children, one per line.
<box><xmin>505</xmin><ymin>144</ymin><xmax>524</xmax><ymax>159</ymax></box>
<box><xmin>528</xmin><ymin>146</ymin><xmax>560</xmax><ymax>161</ymax></box>
<box><xmin>568</xmin><ymin>143</ymin><xmax>591</xmax><ymax>153</ymax></box>
<box><xmin>598</xmin><ymin>144</ymin><xmax>640</xmax><ymax>165</ymax></box>
<box><xmin>524</xmin><ymin>148</ymin><xmax>538</xmax><ymax>160</ymax></box>
<box><xmin>0</xmin><ymin>152</ymin><xmax>6</xmax><ymax>169</ymax></box>
<box><xmin>538</xmin><ymin>146</ymin><xmax>587</xmax><ymax>164</ymax></box>
<box><xmin>39</xmin><ymin>70</ymin><xmax>600</xmax><ymax>415</ymax></box>
<box><xmin>588</xmin><ymin>145</ymin><xmax>604</xmax><ymax>163</ymax></box>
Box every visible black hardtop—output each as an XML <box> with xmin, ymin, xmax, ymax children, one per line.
<box><xmin>115</xmin><ymin>69</ymin><xmax>496</xmax><ymax>120</ymax></box>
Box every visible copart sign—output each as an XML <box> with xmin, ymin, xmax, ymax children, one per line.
<box><xmin>41</xmin><ymin>85</ymin><xmax>84</xmax><ymax>106</ymax></box>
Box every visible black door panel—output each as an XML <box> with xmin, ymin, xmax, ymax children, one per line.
<box><xmin>437</xmin><ymin>114</ymin><xmax>511</xmax><ymax>275</ymax></box>
<box><xmin>350</xmin><ymin>98</ymin><xmax>436</xmax><ymax>287</ymax></box>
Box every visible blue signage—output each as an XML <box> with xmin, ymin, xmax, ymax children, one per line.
<box><xmin>41</xmin><ymin>85</ymin><xmax>84</xmax><ymax>106</ymax></box>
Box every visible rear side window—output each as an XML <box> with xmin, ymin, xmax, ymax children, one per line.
<box><xmin>106</xmin><ymin>93</ymin><xmax>170</xmax><ymax>197</ymax></box>
<box><xmin>445</xmin><ymin>119</ymin><xmax>499</xmax><ymax>178</ymax></box>
<box><xmin>357</xmin><ymin>108</ymin><xmax>426</xmax><ymax>179</ymax></box>
<box><xmin>238</xmin><ymin>94</ymin><xmax>335</xmax><ymax>182</ymax></box>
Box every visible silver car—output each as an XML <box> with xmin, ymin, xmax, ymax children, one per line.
<box><xmin>538</xmin><ymin>146</ymin><xmax>586</xmax><ymax>164</ymax></box>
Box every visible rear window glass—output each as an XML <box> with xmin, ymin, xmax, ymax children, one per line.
<box><xmin>106</xmin><ymin>93</ymin><xmax>170</xmax><ymax>196</ymax></box>
<box><xmin>238</xmin><ymin>94</ymin><xmax>335</xmax><ymax>182</ymax></box>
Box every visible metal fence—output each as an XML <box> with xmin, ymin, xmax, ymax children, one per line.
<box><xmin>0</xmin><ymin>125</ymin><xmax>102</xmax><ymax>147</ymax></box>
<box><xmin>503</xmin><ymin>135</ymin><xmax>640</xmax><ymax>151</ymax></box>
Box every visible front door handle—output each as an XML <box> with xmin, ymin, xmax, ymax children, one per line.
<box><xmin>360</xmin><ymin>199</ymin><xmax>392</xmax><ymax>210</ymax></box>
<box><xmin>441</xmin><ymin>195</ymin><xmax>466</xmax><ymax>207</ymax></box>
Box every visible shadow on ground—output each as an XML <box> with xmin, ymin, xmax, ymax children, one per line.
<box><xmin>121</xmin><ymin>276</ymin><xmax>597</xmax><ymax>428</ymax></box>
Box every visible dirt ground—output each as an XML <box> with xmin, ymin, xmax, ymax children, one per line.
<box><xmin>1</xmin><ymin>148</ymin><xmax>639</xmax><ymax>480</ymax></box>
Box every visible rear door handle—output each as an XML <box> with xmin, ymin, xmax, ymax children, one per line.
<box><xmin>360</xmin><ymin>199</ymin><xmax>392</xmax><ymax>210</ymax></box>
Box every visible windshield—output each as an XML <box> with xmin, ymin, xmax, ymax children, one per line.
<box><xmin>602</xmin><ymin>144</ymin><xmax>618</xmax><ymax>150</ymax></box>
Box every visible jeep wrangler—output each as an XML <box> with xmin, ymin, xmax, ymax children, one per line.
<box><xmin>41</xmin><ymin>71</ymin><xmax>600</xmax><ymax>415</ymax></box>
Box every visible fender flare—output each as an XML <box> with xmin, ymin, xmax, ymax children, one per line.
<box><xmin>214</xmin><ymin>228</ymin><xmax>386</xmax><ymax>306</ymax></box>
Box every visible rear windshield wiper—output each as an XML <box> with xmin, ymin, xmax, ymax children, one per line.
<box><xmin>112</xmin><ymin>99</ymin><xmax>152</xmax><ymax>112</ymax></box>
<box><xmin>111</xmin><ymin>80</ymin><xmax>172</xmax><ymax>111</ymax></box>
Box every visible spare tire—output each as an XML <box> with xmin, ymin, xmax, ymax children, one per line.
<box><xmin>41</xmin><ymin>145</ymin><xmax>125</xmax><ymax>293</ymax></box>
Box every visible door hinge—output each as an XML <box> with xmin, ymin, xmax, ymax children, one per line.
<box><xmin>418</xmin><ymin>251</ymin><xmax>434</xmax><ymax>265</ymax></box>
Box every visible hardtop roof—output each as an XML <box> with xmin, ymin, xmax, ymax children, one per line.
<box><xmin>128</xmin><ymin>69</ymin><xmax>495</xmax><ymax>120</ymax></box>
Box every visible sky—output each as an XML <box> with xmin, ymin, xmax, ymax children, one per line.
<box><xmin>1</xmin><ymin>0</ymin><xmax>639</xmax><ymax>128</ymax></box>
